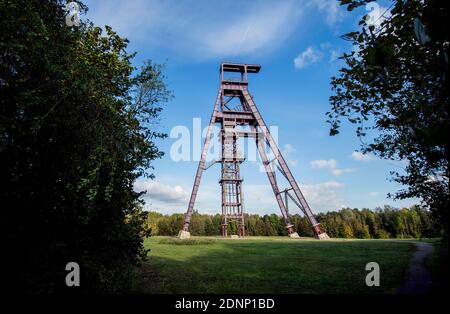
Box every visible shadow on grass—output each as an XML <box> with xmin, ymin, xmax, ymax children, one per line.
<box><xmin>156</xmin><ymin>238</ymin><xmax>216</xmax><ymax>245</ymax></box>
<box><xmin>135</xmin><ymin>238</ymin><xmax>416</xmax><ymax>294</ymax></box>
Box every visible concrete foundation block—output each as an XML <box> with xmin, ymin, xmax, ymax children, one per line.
<box><xmin>317</xmin><ymin>232</ymin><xmax>330</xmax><ymax>240</ymax></box>
<box><xmin>178</xmin><ymin>230</ymin><xmax>191</xmax><ymax>239</ymax></box>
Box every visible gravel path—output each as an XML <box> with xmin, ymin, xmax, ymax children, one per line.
<box><xmin>397</xmin><ymin>241</ymin><xmax>434</xmax><ymax>294</ymax></box>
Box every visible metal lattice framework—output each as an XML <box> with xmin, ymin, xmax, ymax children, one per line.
<box><xmin>178</xmin><ymin>63</ymin><xmax>329</xmax><ymax>239</ymax></box>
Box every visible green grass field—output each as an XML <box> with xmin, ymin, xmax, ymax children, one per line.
<box><xmin>136</xmin><ymin>236</ymin><xmax>417</xmax><ymax>294</ymax></box>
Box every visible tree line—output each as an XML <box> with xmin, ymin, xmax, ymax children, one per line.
<box><xmin>146</xmin><ymin>205</ymin><xmax>442</xmax><ymax>239</ymax></box>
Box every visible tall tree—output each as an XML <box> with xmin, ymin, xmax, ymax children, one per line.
<box><xmin>0</xmin><ymin>0</ymin><xmax>171</xmax><ymax>292</ymax></box>
<box><xmin>329</xmin><ymin>0</ymin><xmax>449</xmax><ymax>236</ymax></box>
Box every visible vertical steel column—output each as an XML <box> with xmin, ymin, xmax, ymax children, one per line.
<box><xmin>237</xmin><ymin>161</ymin><xmax>245</xmax><ymax>237</ymax></box>
<box><xmin>220</xmin><ymin>124</ymin><xmax>245</xmax><ymax>237</ymax></box>
<box><xmin>221</xmin><ymin>162</ymin><xmax>227</xmax><ymax>237</ymax></box>
<box><xmin>220</xmin><ymin>125</ymin><xmax>228</xmax><ymax>237</ymax></box>
<box><xmin>234</xmin><ymin>132</ymin><xmax>245</xmax><ymax>237</ymax></box>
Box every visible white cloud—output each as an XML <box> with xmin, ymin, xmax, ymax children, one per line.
<box><xmin>136</xmin><ymin>176</ymin><xmax>223</xmax><ymax>214</ymax></box>
<box><xmin>85</xmin><ymin>0</ymin><xmax>352</xmax><ymax>61</ymax></box>
<box><xmin>283</xmin><ymin>143</ymin><xmax>296</xmax><ymax>154</ymax></box>
<box><xmin>282</xmin><ymin>143</ymin><xmax>298</xmax><ymax>167</ymax></box>
<box><xmin>351</xmin><ymin>151</ymin><xmax>376</xmax><ymax>162</ymax></box>
<box><xmin>134</xmin><ymin>179</ymin><xmax>189</xmax><ymax>204</ymax></box>
<box><xmin>294</xmin><ymin>47</ymin><xmax>323</xmax><ymax>69</ymax></box>
<box><xmin>85</xmin><ymin>0</ymin><xmax>305</xmax><ymax>59</ymax></box>
<box><xmin>311</xmin><ymin>159</ymin><xmax>354</xmax><ymax>176</ymax></box>
<box><xmin>368</xmin><ymin>192</ymin><xmax>378</xmax><ymax>197</ymax></box>
<box><xmin>365</xmin><ymin>3</ymin><xmax>391</xmax><ymax>30</ymax></box>
<box><xmin>319</xmin><ymin>42</ymin><xmax>332</xmax><ymax>50</ymax></box>
<box><xmin>330</xmin><ymin>168</ymin><xmax>354</xmax><ymax>176</ymax></box>
<box><xmin>300</xmin><ymin>181</ymin><xmax>345</xmax><ymax>212</ymax></box>
<box><xmin>294</xmin><ymin>42</ymin><xmax>341</xmax><ymax>69</ymax></box>
<box><xmin>311</xmin><ymin>0</ymin><xmax>345</xmax><ymax>25</ymax></box>
<box><xmin>311</xmin><ymin>159</ymin><xmax>337</xmax><ymax>169</ymax></box>
<box><xmin>135</xmin><ymin>174</ymin><xmax>346</xmax><ymax>214</ymax></box>
<box><xmin>330</xmin><ymin>50</ymin><xmax>340</xmax><ymax>62</ymax></box>
<box><xmin>240</xmin><ymin>181</ymin><xmax>345</xmax><ymax>213</ymax></box>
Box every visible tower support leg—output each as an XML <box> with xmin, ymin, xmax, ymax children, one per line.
<box><xmin>238</xmin><ymin>224</ymin><xmax>245</xmax><ymax>237</ymax></box>
<box><xmin>252</xmin><ymin>125</ymin><xmax>297</xmax><ymax>236</ymax></box>
<box><xmin>245</xmin><ymin>90</ymin><xmax>329</xmax><ymax>239</ymax></box>
<box><xmin>179</xmin><ymin>92</ymin><xmax>221</xmax><ymax>238</ymax></box>
<box><xmin>221</xmin><ymin>224</ymin><xmax>227</xmax><ymax>237</ymax></box>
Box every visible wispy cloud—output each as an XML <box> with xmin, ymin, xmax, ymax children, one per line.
<box><xmin>351</xmin><ymin>151</ymin><xmax>376</xmax><ymax>162</ymax></box>
<box><xmin>311</xmin><ymin>0</ymin><xmax>345</xmax><ymax>25</ymax></box>
<box><xmin>85</xmin><ymin>0</ymin><xmax>305</xmax><ymax>59</ymax></box>
<box><xmin>294</xmin><ymin>47</ymin><xmax>323</xmax><ymax>69</ymax></box>
<box><xmin>329</xmin><ymin>50</ymin><xmax>340</xmax><ymax>62</ymax></box>
<box><xmin>283</xmin><ymin>143</ymin><xmax>296</xmax><ymax>154</ymax></box>
<box><xmin>311</xmin><ymin>159</ymin><xmax>354</xmax><ymax>176</ymax></box>
<box><xmin>85</xmin><ymin>0</ymin><xmax>351</xmax><ymax>60</ymax></box>
<box><xmin>282</xmin><ymin>143</ymin><xmax>298</xmax><ymax>167</ymax></box>
<box><xmin>294</xmin><ymin>42</ymin><xmax>342</xmax><ymax>69</ymax></box>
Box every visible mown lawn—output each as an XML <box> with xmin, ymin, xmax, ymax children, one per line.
<box><xmin>136</xmin><ymin>236</ymin><xmax>416</xmax><ymax>294</ymax></box>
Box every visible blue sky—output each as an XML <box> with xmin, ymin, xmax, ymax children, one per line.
<box><xmin>83</xmin><ymin>0</ymin><xmax>416</xmax><ymax>215</ymax></box>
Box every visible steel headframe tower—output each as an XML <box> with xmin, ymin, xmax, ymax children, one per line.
<box><xmin>178</xmin><ymin>63</ymin><xmax>330</xmax><ymax>240</ymax></box>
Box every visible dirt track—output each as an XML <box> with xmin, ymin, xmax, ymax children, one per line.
<box><xmin>397</xmin><ymin>242</ymin><xmax>434</xmax><ymax>294</ymax></box>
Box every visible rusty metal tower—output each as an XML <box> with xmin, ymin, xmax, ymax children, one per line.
<box><xmin>178</xmin><ymin>63</ymin><xmax>329</xmax><ymax>240</ymax></box>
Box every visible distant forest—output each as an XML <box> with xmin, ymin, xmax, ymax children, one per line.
<box><xmin>146</xmin><ymin>206</ymin><xmax>442</xmax><ymax>239</ymax></box>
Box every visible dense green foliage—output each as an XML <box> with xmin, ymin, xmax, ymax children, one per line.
<box><xmin>0</xmin><ymin>0</ymin><xmax>171</xmax><ymax>292</ymax></box>
<box><xmin>139</xmin><ymin>237</ymin><xmax>416</xmax><ymax>293</ymax></box>
<box><xmin>146</xmin><ymin>206</ymin><xmax>440</xmax><ymax>239</ymax></box>
<box><xmin>329</xmin><ymin>0</ymin><xmax>449</xmax><ymax>235</ymax></box>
